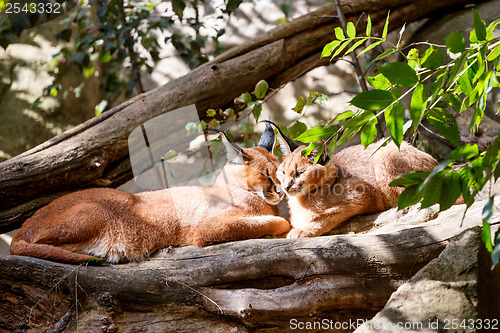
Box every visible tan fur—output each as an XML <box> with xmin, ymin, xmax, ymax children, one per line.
<box><xmin>277</xmin><ymin>139</ymin><xmax>438</xmax><ymax>238</ymax></box>
<box><xmin>10</xmin><ymin>146</ymin><xmax>290</xmax><ymax>264</ymax></box>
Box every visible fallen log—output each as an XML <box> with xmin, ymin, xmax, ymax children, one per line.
<box><xmin>0</xmin><ymin>0</ymin><xmax>489</xmax><ymax>233</ymax></box>
<box><xmin>0</xmin><ymin>198</ymin><xmax>495</xmax><ymax>332</ymax></box>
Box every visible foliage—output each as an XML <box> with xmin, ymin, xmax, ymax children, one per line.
<box><xmin>290</xmin><ymin>11</ymin><xmax>500</xmax><ymax>267</ymax></box>
<box><xmin>0</xmin><ymin>0</ymin><xmax>244</xmax><ymax>112</ymax></box>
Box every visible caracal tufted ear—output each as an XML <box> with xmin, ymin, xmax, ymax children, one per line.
<box><xmin>257</xmin><ymin>121</ymin><xmax>276</xmax><ymax>153</ymax></box>
<box><xmin>260</xmin><ymin>120</ymin><xmax>300</xmax><ymax>156</ymax></box>
<box><xmin>205</xmin><ymin>127</ymin><xmax>248</xmax><ymax>165</ymax></box>
<box><xmin>309</xmin><ymin>141</ymin><xmax>330</xmax><ymax>165</ymax></box>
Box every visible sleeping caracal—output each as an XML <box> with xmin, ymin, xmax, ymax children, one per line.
<box><xmin>264</xmin><ymin>121</ymin><xmax>438</xmax><ymax>238</ymax></box>
<box><xmin>10</xmin><ymin>124</ymin><xmax>290</xmax><ymax>264</ymax></box>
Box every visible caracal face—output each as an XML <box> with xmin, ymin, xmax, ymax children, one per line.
<box><xmin>222</xmin><ymin>146</ymin><xmax>285</xmax><ymax>205</ymax></box>
<box><xmin>277</xmin><ymin>146</ymin><xmax>337</xmax><ymax>197</ymax></box>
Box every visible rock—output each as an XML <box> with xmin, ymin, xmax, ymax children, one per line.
<box><xmin>355</xmin><ymin>226</ymin><xmax>500</xmax><ymax>333</ymax></box>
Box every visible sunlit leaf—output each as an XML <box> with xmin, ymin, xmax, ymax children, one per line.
<box><xmin>385</xmin><ymin>102</ymin><xmax>404</xmax><ymax>147</ymax></box>
<box><xmin>439</xmin><ymin>171</ymin><xmax>462</xmax><ymax>211</ymax></box>
<box><xmin>366</xmin><ymin>16</ymin><xmax>372</xmax><ymax>37</ymax></box>
<box><xmin>450</xmin><ymin>144</ymin><xmax>479</xmax><ymax>160</ymax></box>
<box><xmin>347</xmin><ymin>21</ymin><xmax>356</xmax><ymax>38</ymax></box>
<box><xmin>421</xmin><ymin>46</ymin><xmax>444</xmax><ymax>70</ymax></box>
<box><xmin>253</xmin><ymin>80</ymin><xmax>269</xmax><ymax>99</ymax></box>
<box><xmin>472</xmin><ymin>8</ymin><xmax>487</xmax><ymax>41</ymax></box>
<box><xmin>445</xmin><ymin>31</ymin><xmax>465</xmax><ymax>53</ymax></box>
<box><xmin>335</xmin><ymin>27</ymin><xmax>345</xmax><ymax>40</ymax></box>
<box><xmin>426</xmin><ymin>108</ymin><xmax>460</xmax><ymax>146</ymax></box>
<box><xmin>321</xmin><ymin>40</ymin><xmax>341</xmax><ymax>58</ymax></box>
<box><xmin>350</xmin><ymin>90</ymin><xmax>395</xmax><ymax>110</ymax></box>
<box><xmin>382</xmin><ymin>11</ymin><xmax>390</xmax><ymax>39</ymax></box>
<box><xmin>295</xmin><ymin>126</ymin><xmax>336</xmax><ymax>143</ymax></box>
<box><xmin>377</xmin><ymin>62</ymin><xmax>419</xmax><ymax>88</ymax></box>
<box><xmin>360</xmin><ymin>118</ymin><xmax>378</xmax><ymax>148</ymax></box>
<box><xmin>410</xmin><ymin>84</ymin><xmax>428</xmax><ymax>128</ymax></box>
<box><xmin>366</xmin><ymin>74</ymin><xmax>391</xmax><ymax>90</ymax></box>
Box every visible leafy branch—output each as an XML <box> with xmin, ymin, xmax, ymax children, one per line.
<box><xmin>283</xmin><ymin>10</ymin><xmax>500</xmax><ymax>267</ymax></box>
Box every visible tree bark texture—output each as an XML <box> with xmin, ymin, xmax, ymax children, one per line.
<box><xmin>1</xmin><ymin>197</ymin><xmax>494</xmax><ymax>332</ymax></box>
<box><xmin>0</xmin><ymin>0</ymin><xmax>488</xmax><ymax>233</ymax></box>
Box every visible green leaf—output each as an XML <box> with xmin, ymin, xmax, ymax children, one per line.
<box><xmin>407</xmin><ymin>48</ymin><xmax>420</xmax><ymax>69</ymax></box>
<box><xmin>366</xmin><ymin>16</ymin><xmax>372</xmax><ymax>37</ymax></box>
<box><xmin>358</xmin><ymin>40</ymin><xmax>384</xmax><ymax>57</ymax></box>
<box><xmin>288</xmin><ymin>121</ymin><xmax>308</xmax><ymax>139</ymax></box>
<box><xmin>495</xmin><ymin>159</ymin><xmax>500</xmax><ymax>181</ymax></box>
<box><xmin>366</xmin><ymin>74</ymin><xmax>391</xmax><ymax>90</ymax></box>
<box><xmin>292</xmin><ymin>96</ymin><xmax>306</xmax><ymax>113</ymax></box>
<box><xmin>334</xmin><ymin>27</ymin><xmax>345</xmax><ymax>40</ymax></box>
<box><xmin>458</xmin><ymin>73</ymin><xmax>473</xmax><ymax>96</ymax></box>
<box><xmin>360</xmin><ymin>119</ymin><xmax>378</xmax><ymax>148</ymax></box>
<box><xmin>172</xmin><ymin>0</ymin><xmax>186</xmax><ymax>19</ymax></box>
<box><xmin>295</xmin><ymin>126</ymin><xmax>336</xmax><ymax>143</ymax></box>
<box><xmin>487</xmin><ymin>18</ymin><xmax>500</xmax><ymax>36</ymax></box>
<box><xmin>385</xmin><ymin>102</ymin><xmax>404</xmax><ymax>148</ymax></box>
<box><xmin>419</xmin><ymin>160</ymin><xmax>451</xmax><ymax>192</ymax></box>
<box><xmin>302</xmin><ymin>142</ymin><xmax>322</xmax><ymax>157</ymax></box>
<box><xmin>252</xmin><ymin>102</ymin><xmax>262</xmax><ymax>122</ymax></box>
<box><xmin>163</xmin><ymin>150</ymin><xmax>178</xmax><ymax>160</ymax></box>
<box><xmin>420</xmin><ymin>173</ymin><xmax>444</xmax><ymax>209</ymax></box>
<box><xmin>313</xmin><ymin>145</ymin><xmax>326</xmax><ymax>165</ymax></box>
<box><xmin>345</xmin><ymin>37</ymin><xmax>368</xmax><ymax>55</ymax></box>
<box><xmin>347</xmin><ymin>22</ymin><xmax>356</xmax><ymax>38</ymax></box>
<box><xmin>306</xmin><ymin>91</ymin><xmax>319</xmax><ymax>105</ymax></box>
<box><xmin>472</xmin><ymin>8</ymin><xmax>487</xmax><ymax>41</ymax></box>
<box><xmin>185</xmin><ymin>122</ymin><xmax>199</xmax><ymax>135</ymax></box>
<box><xmin>482</xmin><ymin>220</ymin><xmax>493</xmax><ymax>253</ymax></box>
<box><xmin>397</xmin><ymin>184</ymin><xmax>423</xmax><ymax>210</ymax></box>
<box><xmin>332</xmin><ymin>110</ymin><xmax>355</xmax><ymax>123</ymax></box>
<box><xmin>377</xmin><ymin>62</ymin><xmax>419</xmax><ymax>88</ymax></box>
<box><xmin>410</xmin><ymin>84</ymin><xmax>428</xmax><ymax>128</ymax></box>
<box><xmin>350</xmin><ymin>90</ymin><xmax>395</xmax><ymax>110</ymax></box>
<box><xmin>234</xmin><ymin>92</ymin><xmax>252</xmax><ymax>105</ymax></box>
<box><xmin>337</xmin><ymin>111</ymin><xmax>374</xmax><ymax>145</ymax></box>
<box><xmin>445</xmin><ymin>31</ymin><xmax>465</xmax><ymax>54</ymax></box>
<box><xmin>382</xmin><ymin>11</ymin><xmax>390</xmax><ymax>39</ymax></box>
<box><xmin>238</xmin><ymin>122</ymin><xmax>254</xmax><ymax>135</ymax></box>
<box><xmin>470</xmin><ymin>106</ymin><xmax>485</xmax><ymax>135</ymax></box>
<box><xmin>206</xmin><ymin>109</ymin><xmax>216</xmax><ymax>117</ymax></box>
<box><xmin>331</xmin><ymin>38</ymin><xmax>354</xmax><ymax>59</ymax></box>
<box><xmin>321</xmin><ymin>40</ymin><xmax>341</xmax><ymax>58</ymax></box>
<box><xmin>373</xmin><ymin>48</ymin><xmax>396</xmax><ymax>62</ymax></box>
<box><xmin>421</xmin><ymin>46</ymin><xmax>444</xmax><ymax>70</ymax></box>
<box><xmin>426</xmin><ymin>108</ymin><xmax>460</xmax><ymax>146</ymax></box>
<box><xmin>390</xmin><ymin>171</ymin><xmax>430</xmax><ymax>187</ymax></box>
<box><xmin>487</xmin><ymin>45</ymin><xmax>500</xmax><ymax>62</ymax></box>
<box><xmin>94</xmin><ymin>99</ymin><xmax>108</xmax><ymax>117</ymax></box>
<box><xmin>253</xmin><ymin>80</ymin><xmax>269</xmax><ymax>99</ymax></box>
<box><xmin>439</xmin><ymin>171</ymin><xmax>462</xmax><ymax>211</ymax></box>
<box><xmin>450</xmin><ymin>144</ymin><xmax>479</xmax><ymax>160</ymax></box>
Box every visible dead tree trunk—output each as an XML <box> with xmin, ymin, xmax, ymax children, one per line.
<box><xmin>0</xmin><ymin>199</ymin><xmax>494</xmax><ymax>332</ymax></box>
<box><xmin>0</xmin><ymin>0</ymin><xmax>488</xmax><ymax>233</ymax></box>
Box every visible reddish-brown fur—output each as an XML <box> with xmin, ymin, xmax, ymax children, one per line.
<box><xmin>10</xmin><ymin>146</ymin><xmax>290</xmax><ymax>264</ymax></box>
<box><xmin>277</xmin><ymin>139</ymin><xmax>438</xmax><ymax>238</ymax></box>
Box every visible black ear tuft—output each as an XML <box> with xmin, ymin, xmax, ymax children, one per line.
<box><xmin>257</xmin><ymin>121</ymin><xmax>275</xmax><ymax>152</ymax></box>
<box><xmin>204</xmin><ymin>127</ymin><xmax>247</xmax><ymax>165</ymax></box>
<box><xmin>260</xmin><ymin>120</ymin><xmax>300</xmax><ymax>156</ymax></box>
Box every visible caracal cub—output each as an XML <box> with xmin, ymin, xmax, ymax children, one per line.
<box><xmin>267</xmin><ymin>122</ymin><xmax>438</xmax><ymax>238</ymax></box>
<box><xmin>10</xmin><ymin>124</ymin><xmax>290</xmax><ymax>264</ymax></box>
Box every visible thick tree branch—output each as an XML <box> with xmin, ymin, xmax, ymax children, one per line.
<box><xmin>0</xmin><ymin>0</ymin><xmax>488</xmax><ymax>233</ymax></box>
